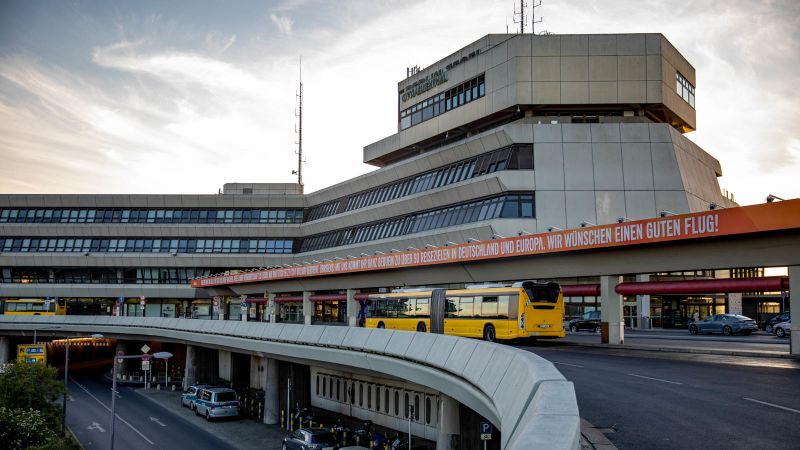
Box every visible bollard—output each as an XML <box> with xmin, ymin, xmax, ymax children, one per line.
<box><xmin>157</xmin><ymin>384</ymin><xmax>161</xmax><ymax>390</ymax></box>
<box><xmin>281</xmin><ymin>410</ymin><xmax>285</xmax><ymax>429</ymax></box>
<box><xmin>171</xmin><ymin>385</ymin><xmax>176</xmax><ymax>391</ymax></box>
<box><xmin>355</xmin><ymin>436</ymin><xmax>360</xmax><ymax>446</ymax></box>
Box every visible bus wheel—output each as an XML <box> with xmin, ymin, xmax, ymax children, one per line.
<box><xmin>377</xmin><ymin>322</ymin><xmax>385</xmax><ymax>329</ymax></box>
<box><xmin>417</xmin><ymin>322</ymin><xmax>427</xmax><ymax>333</ymax></box>
<box><xmin>483</xmin><ymin>324</ymin><xmax>497</xmax><ymax>342</ymax></box>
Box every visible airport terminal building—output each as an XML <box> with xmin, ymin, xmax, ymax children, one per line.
<box><xmin>3</xmin><ymin>33</ymin><xmax>761</xmax><ymax>326</ymax></box>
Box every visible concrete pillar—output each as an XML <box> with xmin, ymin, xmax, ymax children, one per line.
<box><xmin>0</xmin><ymin>336</ymin><xmax>11</xmax><ymax>364</ymax></box>
<box><xmin>114</xmin><ymin>341</ymin><xmax>128</xmax><ymax>375</ymax></box>
<box><xmin>268</xmin><ymin>293</ymin><xmax>277</xmax><ymax>323</ymax></box>
<box><xmin>600</xmin><ymin>275</ymin><xmax>624</xmax><ymax>344</ymax></box>
<box><xmin>240</xmin><ymin>295</ymin><xmax>249</xmax><ymax>322</ymax></box>
<box><xmin>436</xmin><ymin>394</ymin><xmax>460</xmax><ymax>450</ymax></box>
<box><xmin>635</xmin><ymin>274</ymin><xmax>650</xmax><ymax>329</ymax></box>
<box><xmin>303</xmin><ymin>291</ymin><xmax>313</xmax><ymax>325</ymax></box>
<box><xmin>250</xmin><ymin>356</ymin><xmax>265</xmax><ymax>389</ymax></box>
<box><xmin>183</xmin><ymin>345</ymin><xmax>196</xmax><ymax>389</ymax></box>
<box><xmin>346</xmin><ymin>289</ymin><xmax>359</xmax><ymax>327</ymax></box>
<box><xmin>790</xmin><ymin>266</ymin><xmax>799</xmax><ymax>356</ymax></box>
<box><xmin>215</xmin><ymin>297</ymin><xmax>225</xmax><ymax>321</ymax></box>
<box><xmin>218</xmin><ymin>350</ymin><xmax>232</xmax><ymax>382</ymax></box>
<box><xmin>263</xmin><ymin>358</ymin><xmax>280</xmax><ymax>425</ymax></box>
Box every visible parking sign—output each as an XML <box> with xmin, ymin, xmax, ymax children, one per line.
<box><xmin>480</xmin><ymin>421</ymin><xmax>492</xmax><ymax>440</ymax></box>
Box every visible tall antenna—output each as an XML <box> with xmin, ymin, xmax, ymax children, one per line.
<box><xmin>292</xmin><ymin>57</ymin><xmax>305</xmax><ymax>192</ymax></box>
<box><xmin>512</xmin><ymin>0</ymin><xmax>527</xmax><ymax>33</ymax></box>
<box><xmin>531</xmin><ymin>0</ymin><xmax>544</xmax><ymax>34</ymax></box>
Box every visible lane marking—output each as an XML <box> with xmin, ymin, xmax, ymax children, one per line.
<box><xmin>149</xmin><ymin>416</ymin><xmax>166</xmax><ymax>427</ymax></box>
<box><xmin>87</xmin><ymin>421</ymin><xmax>106</xmax><ymax>433</ymax></box>
<box><xmin>743</xmin><ymin>397</ymin><xmax>800</xmax><ymax>414</ymax></box>
<box><xmin>627</xmin><ymin>373</ymin><xmax>683</xmax><ymax>385</ymax></box>
<box><xmin>70</xmin><ymin>378</ymin><xmax>156</xmax><ymax>445</ymax></box>
<box><xmin>553</xmin><ymin>361</ymin><xmax>585</xmax><ymax>368</ymax></box>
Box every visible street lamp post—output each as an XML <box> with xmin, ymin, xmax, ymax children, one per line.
<box><xmin>110</xmin><ymin>351</ymin><xmax>172</xmax><ymax>450</ymax></box>
<box><xmin>62</xmin><ymin>333</ymin><xmax>104</xmax><ymax>435</ymax></box>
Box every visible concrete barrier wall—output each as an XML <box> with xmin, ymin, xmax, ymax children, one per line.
<box><xmin>0</xmin><ymin>316</ymin><xmax>580</xmax><ymax>449</ymax></box>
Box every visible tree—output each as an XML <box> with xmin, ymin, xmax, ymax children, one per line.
<box><xmin>0</xmin><ymin>406</ymin><xmax>56</xmax><ymax>450</ymax></box>
<box><xmin>0</xmin><ymin>363</ymin><xmax>65</xmax><ymax>424</ymax></box>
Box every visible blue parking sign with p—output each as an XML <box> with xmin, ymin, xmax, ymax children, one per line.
<box><xmin>480</xmin><ymin>421</ymin><xmax>492</xmax><ymax>440</ymax></box>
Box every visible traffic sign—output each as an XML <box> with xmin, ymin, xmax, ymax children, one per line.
<box><xmin>17</xmin><ymin>344</ymin><xmax>47</xmax><ymax>364</ymax></box>
<box><xmin>141</xmin><ymin>344</ymin><xmax>151</xmax><ymax>354</ymax></box>
<box><xmin>480</xmin><ymin>421</ymin><xmax>492</xmax><ymax>440</ymax></box>
<box><xmin>141</xmin><ymin>360</ymin><xmax>150</xmax><ymax>371</ymax></box>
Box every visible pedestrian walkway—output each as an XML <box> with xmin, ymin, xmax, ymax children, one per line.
<box><xmin>136</xmin><ymin>387</ymin><xmax>287</xmax><ymax>450</ymax></box>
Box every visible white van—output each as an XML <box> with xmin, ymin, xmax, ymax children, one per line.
<box><xmin>194</xmin><ymin>387</ymin><xmax>239</xmax><ymax>421</ymax></box>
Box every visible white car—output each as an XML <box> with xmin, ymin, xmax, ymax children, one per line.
<box><xmin>774</xmin><ymin>320</ymin><xmax>791</xmax><ymax>338</ymax></box>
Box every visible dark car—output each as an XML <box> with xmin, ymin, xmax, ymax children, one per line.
<box><xmin>760</xmin><ymin>311</ymin><xmax>790</xmax><ymax>332</ymax></box>
<box><xmin>569</xmin><ymin>310</ymin><xmax>601</xmax><ymax>332</ymax></box>
<box><xmin>688</xmin><ymin>314</ymin><xmax>758</xmax><ymax>336</ymax></box>
<box><xmin>283</xmin><ymin>428</ymin><xmax>338</xmax><ymax>450</ymax></box>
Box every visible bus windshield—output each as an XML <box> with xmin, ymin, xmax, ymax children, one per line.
<box><xmin>522</xmin><ymin>281</ymin><xmax>560</xmax><ymax>303</ymax></box>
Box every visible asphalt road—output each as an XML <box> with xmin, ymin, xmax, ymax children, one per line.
<box><xmin>564</xmin><ymin>329</ymin><xmax>790</xmax><ymax>354</ymax></box>
<box><xmin>518</xmin><ymin>344</ymin><xmax>800</xmax><ymax>449</ymax></box>
<box><xmin>66</xmin><ymin>373</ymin><xmax>237</xmax><ymax>450</ymax></box>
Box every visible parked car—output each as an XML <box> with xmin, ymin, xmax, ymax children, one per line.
<box><xmin>181</xmin><ymin>384</ymin><xmax>211</xmax><ymax>410</ymax></box>
<box><xmin>569</xmin><ymin>310</ymin><xmax>601</xmax><ymax>332</ymax></box>
<box><xmin>194</xmin><ymin>387</ymin><xmax>239</xmax><ymax>421</ymax></box>
<box><xmin>774</xmin><ymin>320</ymin><xmax>791</xmax><ymax>338</ymax></box>
<box><xmin>282</xmin><ymin>427</ymin><xmax>339</xmax><ymax>450</ymax></box>
<box><xmin>761</xmin><ymin>312</ymin><xmax>790</xmax><ymax>332</ymax></box>
<box><xmin>688</xmin><ymin>314</ymin><xmax>758</xmax><ymax>336</ymax></box>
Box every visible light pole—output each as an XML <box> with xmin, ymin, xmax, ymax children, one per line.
<box><xmin>110</xmin><ymin>351</ymin><xmax>172</xmax><ymax>450</ymax></box>
<box><xmin>63</xmin><ymin>333</ymin><xmax>104</xmax><ymax>435</ymax></box>
<box><xmin>33</xmin><ymin>325</ymin><xmax>62</xmax><ymax>344</ymax></box>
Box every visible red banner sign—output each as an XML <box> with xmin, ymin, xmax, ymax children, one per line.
<box><xmin>191</xmin><ymin>200</ymin><xmax>800</xmax><ymax>288</ymax></box>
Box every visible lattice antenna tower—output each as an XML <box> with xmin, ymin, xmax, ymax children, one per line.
<box><xmin>512</xmin><ymin>0</ymin><xmax>527</xmax><ymax>33</ymax></box>
<box><xmin>532</xmin><ymin>0</ymin><xmax>548</xmax><ymax>35</ymax></box>
<box><xmin>292</xmin><ymin>57</ymin><xmax>306</xmax><ymax>193</ymax></box>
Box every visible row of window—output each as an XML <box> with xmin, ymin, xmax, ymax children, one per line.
<box><xmin>300</xmin><ymin>194</ymin><xmax>535</xmax><ymax>253</ymax></box>
<box><xmin>0</xmin><ymin>238</ymin><xmax>293</xmax><ymax>254</ymax></box>
<box><xmin>0</xmin><ymin>208</ymin><xmax>304</xmax><ymax>224</ymax></box>
<box><xmin>315</xmin><ymin>373</ymin><xmax>434</xmax><ymax>425</ymax></box>
<box><xmin>399</xmin><ymin>74</ymin><xmax>486</xmax><ymax>130</ymax></box>
<box><xmin>366</xmin><ymin>295</ymin><xmax>515</xmax><ymax>319</ymax></box>
<box><xmin>306</xmin><ymin>145</ymin><xmax>533</xmax><ymax>222</ymax></box>
<box><xmin>0</xmin><ymin>267</ymin><xmax>216</xmax><ymax>284</ymax></box>
<box><xmin>676</xmin><ymin>72</ymin><xmax>695</xmax><ymax>108</ymax></box>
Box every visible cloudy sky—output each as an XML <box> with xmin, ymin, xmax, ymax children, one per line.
<box><xmin>0</xmin><ymin>0</ymin><xmax>798</xmax><ymax>205</ymax></box>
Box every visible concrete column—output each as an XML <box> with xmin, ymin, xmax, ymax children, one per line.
<box><xmin>436</xmin><ymin>394</ymin><xmax>460</xmax><ymax>450</ymax></box>
<box><xmin>250</xmin><ymin>356</ymin><xmax>265</xmax><ymax>389</ymax></box>
<box><xmin>600</xmin><ymin>275</ymin><xmax>624</xmax><ymax>344</ymax></box>
<box><xmin>268</xmin><ymin>293</ymin><xmax>277</xmax><ymax>323</ymax></box>
<box><xmin>635</xmin><ymin>274</ymin><xmax>650</xmax><ymax>329</ymax></box>
<box><xmin>303</xmin><ymin>291</ymin><xmax>313</xmax><ymax>325</ymax></box>
<box><xmin>240</xmin><ymin>295</ymin><xmax>248</xmax><ymax>322</ymax></box>
<box><xmin>790</xmin><ymin>266</ymin><xmax>799</xmax><ymax>356</ymax></box>
<box><xmin>183</xmin><ymin>345</ymin><xmax>196</xmax><ymax>389</ymax></box>
<box><xmin>346</xmin><ymin>289</ymin><xmax>359</xmax><ymax>327</ymax></box>
<box><xmin>0</xmin><ymin>336</ymin><xmax>11</xmax><ymax>364</ymax></box>
<box><xmin>215</xmin><ymin>297</ymin><xmax>225</xmax><ymax>321</ymax></box>
<box><xmin>114</xmin><ymin>341</ymin><xmax>128</xmax><ymax>375</ymax></box>
<box><xmin>263</xmin><ymin>358</ymin><xmax>280</xmax><ymax>425</ymax></box>
<box><xmin>218</xmin><ymin>350</ymin><xmax>232</xmax><ymax>382</ymax></box>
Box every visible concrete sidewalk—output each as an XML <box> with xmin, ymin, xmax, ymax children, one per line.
<box><xmin>135</xmin><ymin>387</ymin><xmax>287</xmax><ymax>450</ymax></box>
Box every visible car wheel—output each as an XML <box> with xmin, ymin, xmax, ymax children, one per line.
<box><xmin>281</xmin><ymin>444</ymin><xmax>287</xmax><ymax>450</ymax></box>
<box><xmin>766</xmin><ymin>325</ymin><xmax>773</xmax><ymax>333</ymax></box>
<box><xmin>776</xmin><ymin>327</ymin><xmax>786</xmax><ymax>338</ymax></box>
<box><xmin>722</xmin><ymin>326</ymin><xmax>732</xmax><ymax>336</ymax></box>
<box><xmin>689</xmin><ymin>325</ymin><xmax>698</xmax><ymax>335</ymax></box>
<box><xmin>417</xmin><ymin>322</ymin><xmax>427</xmax><ymax>332</ymax></box>
<box><xmin>570</xmin><ymin>324</ymin><xmax>578</xmax><ymax>332</ymax></box>
<box><xmin>377</xmin><ymin>322</ymin><xmax>385</xmax><ymax>329</ymax></box>
<box><xmin>483</xmin><ymin>324</ymin><xmax>497</xmax><ymax>342</ymax></box>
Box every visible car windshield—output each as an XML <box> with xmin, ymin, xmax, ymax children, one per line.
<box><xmin>215</xmin><ymin>392</ymin><xmax>236</xmax><ymax>402</ymax></box>
<box><xmin>311</xmin><ymin>432</ymin><xmax>337</xmax><ymax>444</ymax></box>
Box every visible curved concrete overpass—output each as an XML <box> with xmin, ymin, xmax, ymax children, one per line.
<box><xmin>0</xmin><ymin>316</ymin><xmax>580</xmax><ymax>449</ymax></box>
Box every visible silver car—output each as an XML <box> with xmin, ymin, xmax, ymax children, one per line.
<box><xmin>774</xmin><ymin>320</ymin><xmax>791</xmax><ymax>338</ymax></box>
<box><xmin>688</xmin><ymin>314</ymin><xmax>758</xmax><ymax>336</ymax></box>
<box><xmin>181</xmin><ymin>384</ymin><xmax>211</xmax><ymax>410</ymax></box>
<box><xmin>194</xmin><ymin>387</ymin><xmax>239</xmax><ymax>421</ymax></box>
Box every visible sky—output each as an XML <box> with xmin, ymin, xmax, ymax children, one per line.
<box><xmin>0</xmin><ymin>0</ymin><xmax>798</xmax><ymax>206</ymax></box>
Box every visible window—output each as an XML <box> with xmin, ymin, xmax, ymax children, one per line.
<box><xmin>385</xmin><ymin>389</ymin><xmax>390</xmax><ymax>414</ymax></box>
<box><xmin>425</xmin><ymin>397</ymin><xmax>432</xmax><ymax>424</ymax></box>
<box><xmin>322</xmin><ymin>376</ymin><xmax>326</xmax><ymax>397</ymax></box>
<box><xmin>376</xmin><ymin>387</ymin><xmax>381</xmax><ymax>411</ymax></box>
<box><xmin>676</xmin><ymin>72</ymin><xmax>695</xmax><ymax>108</ymax></box>
<box><xmin>394</xmin><ymin>391</ymin><xmax>399</xmax><ymax>416</ymax></box>
<box><xmin>414</xmin><ymin>395</ymin><xmax>420</xmax><ymax>421</ymax></box>
<box><xmin>367</xmin><ymin>385</ymin><xmax>372</xmax><ymax>409</ymax></box>
<box><xmin>404</xmin><ymin>393</ymin><xmax>410</xmax><ymax>418</ymax></box>
<box><xmin>399</xmin><ymin>74</ymin><xmax>485</xmax><ymax>130</ymax></box>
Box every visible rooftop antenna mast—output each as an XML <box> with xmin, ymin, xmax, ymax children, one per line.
<box><xmin>292</xmin><ymin>57</ymin><xmax>305</xmax><ymax>193</ymax></box>
<box><xmin>531</xmin><ymin>0</ymin><xmax>545</xmax><ymax>34</ymax></box>
<box><xmin>512</xmin><ymin>0</ymin><xmax>527</xmax><ymax>34</ymax></box>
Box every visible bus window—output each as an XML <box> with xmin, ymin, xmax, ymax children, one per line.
<box><xmin>457</xmin><ymin>297</ymin><xmax>474</xmax><ymax>318</ymax></box>
<box><xmin>445</xmin><ymin>298</ymin><xmax>457</xmax><ymax>318</ymax></box>
<box><xmin>523</xmin><ymin>281</ymin><xmax>560</xmax><ymax>303</ymax></box>
<box><xmin>415</xmin><ymin>298</ymin><xmax>430</xmax><ymax>317</ymax></box>
<box><xmin>481</xmin><ymin>296</ymin><xmax>498</xmax><ymax>318</ymax></box>
<box><xmin>498</xmin><ymin>296</ymin><xmax>510</xmax><ymax>319</ymax></box>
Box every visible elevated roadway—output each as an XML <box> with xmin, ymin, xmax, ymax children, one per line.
<box><xmin>0</xmin><ymin>315</ymin><xmax>581</xmax><ymax>450</ymax></box>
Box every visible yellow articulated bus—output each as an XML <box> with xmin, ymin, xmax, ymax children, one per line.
<box><xmin>364</xmin><ymin>281</ymin><xmax>565</xmax><ymax>342</ymax></box>
<box><xmin>2</xmin><ymin>298</ymin><xmax>66</xmax><ymax>315</ymax></box>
